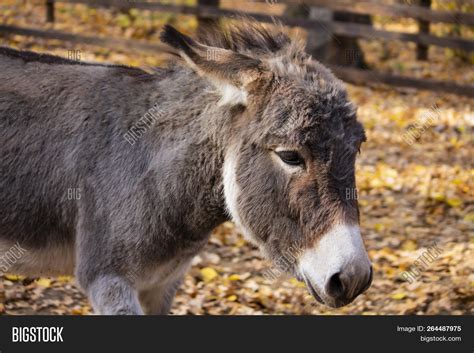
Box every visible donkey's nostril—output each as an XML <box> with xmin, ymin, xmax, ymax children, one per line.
<box><xmin>326</xmin><ymin>272</ymin><xmax>345</xmax><ymax>298</ymax></box>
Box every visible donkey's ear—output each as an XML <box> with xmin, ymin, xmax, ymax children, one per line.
<box><xmin>160</xmin><ymin>25</ymin><xmax>269</xmax><ymax>106</ymax></box>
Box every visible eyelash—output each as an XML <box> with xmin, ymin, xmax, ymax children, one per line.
<box><xmin>275</xmin><ymin>151</ymin><xmax>305</xmax><ymax>167</ymax></box>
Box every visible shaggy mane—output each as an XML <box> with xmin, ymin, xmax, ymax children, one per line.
<box><xmin>196</xmin><ymin>20</ymin><xmax>338</xmax><ymax>85</ymax></box>
<box><xmin>200</xmin><ymin>21</ymin><xmax>297</xmax><ymax>54</ymax></box>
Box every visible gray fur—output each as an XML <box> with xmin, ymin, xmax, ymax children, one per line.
<box><xmin>0</xmin><ymin>22</ymin><xmax>368</xmax><ymax>314</ymax></box>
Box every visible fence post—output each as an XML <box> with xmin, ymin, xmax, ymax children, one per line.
<box><xmin>416</xmin><ymin>0</ymin><xmax>431</xmax><ymax>60</ymax></box>
<box><xmin>46</xmin><ymin>0</ymin><xmax>55</xmax><ymax>23</ymax></box>
<box><xmin>197</xmin><ymin>0</ymin><xmax>219</xmax><ymax>38</ymax></box>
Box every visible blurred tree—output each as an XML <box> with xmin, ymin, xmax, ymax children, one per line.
<box><xmin>285</xmin><ymin>4</ymin><xmax>371</xmax><ymax>68</ymax></box>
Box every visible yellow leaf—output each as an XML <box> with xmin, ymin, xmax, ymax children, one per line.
<box><xmin>235</xmin><ymin>238</ymin><xmax>247</xmax><ymax>248</ymax></box>
<box><xmin>71</xmin><ymin>308</ymin><xmax>86</xmax><ymax>315</ymax></box>
<box><xmin>446</xmin><ymin>198</ymin><xmax>462</xmax><ymax>208</ymax></box>
<box><xmin>392</xmin><ymin>293</ymin><xmax>407</xmax><ymax>300</ymax></box>
<box><xmin>401</xmin><ymin>240</ymin><xmax>417</xmax><ymax>251</ymax></box>
<box><xmin>200</xmin><ymin>267</ymin><xmax>218</xmax><ymax>282</ymax></box>
<box><xmin>374</xmin><ymin>223</ymin><xmax>384</xmax><ymax>233</ymax></box>
<box><xmin>228</xmin><ymin>274</ymin><xmax>241</xmax><ymax>281</ymax></box>
<box><xmin>289</xmin><ymin>278</ymin><xmax>306</xmax><ymax>288</ymax></box>
<box><xmin>117</xmin><ymin>14</ymin><xmax>132</xmax><ymax>28</ymax></box>
<box><xmin>36</xmin><ymin>278</ymin><xmax>52</xmax><ymax>288</ymax></box>
<box><xmin>463</xmin><ymin>213</ymin><xmax>474</xmax><ymax>222</ymax></box>
<box><xmin>227</xmin><ymin>295</ymin><xmax>237</xmax><ymax>301</ymax></box>
<box><xmin>432</xmin><ymin>193</ymin><xmax>445</xmax><ymax>202</ymax></box>
<box><xmin>57</xmin><ymin>276</ymin><xmax>72</xmax><ymax>283</ymax></box>
<box><xmin>452</xmin><ymin>178</ymin><xmax>462</xmax><ymax>185</ymax></box>
<box><xmin>384</xmin><ymin>267</ymin><xmax>397</xmax><ymax>278</ymax></box>
<box><xmin>4</xmin><ymin>274</ymin><xmax>25</xmax><ymax>282</ymax></box>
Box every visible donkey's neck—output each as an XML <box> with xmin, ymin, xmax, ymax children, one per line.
<box><xmin>146</xmin><ymin>68</ymin><xmax>237</xmax><ymax>236</ymax></box>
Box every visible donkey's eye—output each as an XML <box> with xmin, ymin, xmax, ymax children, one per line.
<box><xmin>275</xmin><ymin>151</ymin><xmax>304</xmax><ymax>166</ymax></box>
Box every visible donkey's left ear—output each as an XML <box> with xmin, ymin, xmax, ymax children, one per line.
<box><xmin>160</xmin><ymin>25</ymin><xmax>271</xmax><ymax>106</ymax></box>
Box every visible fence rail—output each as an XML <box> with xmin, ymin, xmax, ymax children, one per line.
<box><xmin>280</xmin><ymin>0</ymin><xmax>474</xmax><ymax>26</ymax></box>
<box><xmin>0</xmin><ymin>24</ymin><xmax>167</xmax><ymax>52</ymax></box>
<box><xmin>329</xmin><ymin>65</ymin><xmax>474</xmax><ymax>98</ymax></box>
<box><xmin>56</xmin><ymin>0</ymin><xmax>474</xmax><ymax>51</ymax></box>
<box><xmin>1</xmin><ymin>24</ymin><xmax>472</xmax><ymax>97</ymax></box>
<box><xmin>0</xmin><ymin>0</ymin><xmax>473</xmax><ymax>97</ymax></box>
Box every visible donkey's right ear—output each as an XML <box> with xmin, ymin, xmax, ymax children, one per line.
<box><xmin>160</xmin><ymin>25</ymin><xmax>270</xmax><ymax>106</ymax></box>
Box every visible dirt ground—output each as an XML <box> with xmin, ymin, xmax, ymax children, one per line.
<box><xmin>0</xmin><ymin>1</ymin><xmax>472</xmax><ymax>315</ymax></box>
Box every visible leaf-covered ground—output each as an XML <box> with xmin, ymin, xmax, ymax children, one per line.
<box><xmin>0</xmin><ymin>1</ymin><xmax>472</xmax><ymax>315</ymax></box>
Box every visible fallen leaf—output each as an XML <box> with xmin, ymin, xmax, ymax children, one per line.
<box><xmin>401</xmin><ymin>240</ymin><xmax>417</xmax><ymax>251</ymax></box>
<box><xmin>200</xmin><ymin>267</ymin><xmax>218</xmax><ymax>282</ymax></box>
<box><xmin>392</xmin><ymin>293</ymin><xmax>407</xmax><ymax>300</ymax></box>
<box><xmin>3</xmin><ymin>274</ymin><xmax>25</xmax><ymax>282</ymax></box>
<box><xmin>228</xmin><ymin>274</ymin><xmax>241</xmax><ymax>281</ymax></box>
<box><xmin>227</xmin><ymin>295</ymin><xmax>237</xmax><ymax>301</ymax></box>
<box><xmin>36</xmin><ymin>278</ymin><xmax>52</xmax><ymax>288</ymax></box>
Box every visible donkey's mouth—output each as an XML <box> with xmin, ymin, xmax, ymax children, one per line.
<box><xmin>302</xmin><ymin>272</ymin><xmax>324</xmax><ymax>304</ymax></box>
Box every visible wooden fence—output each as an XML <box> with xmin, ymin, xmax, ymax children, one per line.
<box><xmin>0</xmin><ymin>0</ymin><xmax>473</xmax><ymax>97</ymax></box>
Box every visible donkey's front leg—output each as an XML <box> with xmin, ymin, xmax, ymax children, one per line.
<box><xmin>85</xmin><ymin>274</ymin><xmax>143</xmax><ymax>315</ymax></box>
<box><xmin>138</xmin><ymin>258</ymin><xmax>191</xmax><ymax>315</ymax></box>
<box><xmin>138</xmin><ymin>278</ymin><xmax>183</xmax><ymax>315</ymax></box>
<box><xmin>75</xmin><ymin>234</ymin><xmax>143</xmax><ymax>314</ymax></box>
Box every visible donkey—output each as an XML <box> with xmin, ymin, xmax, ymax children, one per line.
<box><xmin>0</xmin><ymin>22</ymin><xmax>372</xmax><ymax>314</ymax></box>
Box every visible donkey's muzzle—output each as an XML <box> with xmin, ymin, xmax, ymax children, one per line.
<box><xmin>325</xmin><ymin>265</ymin><xmax>373</xmax><ymax>307</ymax></box>
<box><xmin>298</xmin><ymin>224</ymin><xmax>372</xmax><ymax>308</ymax></box>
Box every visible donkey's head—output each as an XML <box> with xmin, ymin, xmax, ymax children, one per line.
<box><xmin>161</xmin><ymin>23</ymin><xmax>372</xmax><ymax>308</ymax></box>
